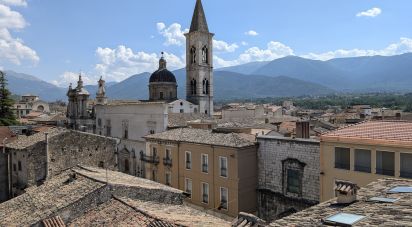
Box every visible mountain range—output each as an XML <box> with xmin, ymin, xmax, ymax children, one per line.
<box><xmin>4</xmin><ymin>53</ymin><xmax>412</xmax><ymax>102</ymax></box>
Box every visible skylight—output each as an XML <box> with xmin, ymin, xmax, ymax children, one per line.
<box><xmin>388</xmin><ymin>186</ymin><xmax>412</xmax><ymax>193</ymax></box>
<box><xmin>369</xmin><ymin>197</ymin><xmax>399</xmax><ymax>203</ymax></box>
<box><xmin>323</xmin><ymin>212</ymin><xmax>366</xmax><ymax>226</ymax></box>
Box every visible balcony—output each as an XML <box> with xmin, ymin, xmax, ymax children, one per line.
<box><xmin>163</xmin><ymin>157</ymin><xmax>173</xmax><ymax>167</ymax></box>
<box><xmin>376</xmin><ymin>168</ymin><xmax>394</xmax><ymax>176</ymax></box>
<box><xmin>220</xmin><ymin>168</ymin><xmax>227</xmax><ymax>177</ymax></box>
<box><xmin>140</xmin><ymin>154</ymin><xmax>159</xmax><ymax>165</ymax></box>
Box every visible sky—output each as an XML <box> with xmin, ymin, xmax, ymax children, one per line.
<box><xmin>0</xmin><ymin>0</ymin><xmax>412</xmax><ymax>87</ymax></box>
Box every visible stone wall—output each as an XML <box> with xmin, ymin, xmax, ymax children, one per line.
<box><xmin>257</xmin><ymin>136</ymin><xmax>320</xmax><ymax>222</ymax></box>
<box><xmin>9</xmin><ymin>130</ymin><xmax>118</xmax><ymax>198</ymax></box>
<box><xmin>0</xmin><ymin>153</ymin><xmax>8</xmax><ymax>202</ymax></box>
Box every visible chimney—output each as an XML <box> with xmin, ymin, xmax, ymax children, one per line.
<box><xmin>335</xmin><ymin>180</ymin><xmax>359</xmax><ymax>204</ymax></box>
<box><xmin>296</xmin><ymin>121</ymin><xmax>310</xmax><ymax>139</ymax></box>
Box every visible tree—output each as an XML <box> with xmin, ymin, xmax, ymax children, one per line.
<box><xmin>0</xmin><ymin>71</ymin><xmax>18</xmax><ymax>126</ymax></box>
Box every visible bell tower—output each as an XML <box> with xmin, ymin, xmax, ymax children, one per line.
<box><xmin>185</xmin><ymin>0</ymin><xmax>214</xmax><ymax>116</ymax></box>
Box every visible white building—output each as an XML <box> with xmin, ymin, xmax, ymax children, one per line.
<box><xmin>95</xmin><ymin>101</ymin><xmax>168</xmax><ymax>177</ymax></box>
<box><xmin>168</xmin><ymin>99</ymin><xmax>198</xmax><ymax>114</ymax></box>
<box><xmin>12</xmin><ymin>94</ymin><xmax>50</xmax><ymax>118</ymax></box>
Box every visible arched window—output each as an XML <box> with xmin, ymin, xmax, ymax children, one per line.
<box><xmin>282</xmin><ymin>158</ymin><xmax>306</xmax><ymax>196</ymax></box>
<box><xmin>206</xmin><ymin>80</ymin><xmax>209</xmax><ymax>94</ymax></box>
<box><xmin>203</xmin><ymin>79</ymin><xmax>209</xmax><ymax>94</ymax></box>
<box><xmin>202</xmin><ymin>45</ymin><xmax>208</xmax><ymax>64</ymax></box>
<box><xmin>191</xmin><ymin>79</ymin><xmax>197</xmax><ymax>95</ymax></box>
<box><xmin>191</xmin><ymin>46</ymin><xmax>196</xmax><ymax>64</ymax></box>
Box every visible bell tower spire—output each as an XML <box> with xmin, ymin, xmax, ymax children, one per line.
<box><xmin>185</xmin><ymin>0</ymin><xmax>214</xmax><ymax>116</ymax></box>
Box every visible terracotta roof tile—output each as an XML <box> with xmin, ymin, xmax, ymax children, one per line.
<box><xmin>322</xmin><ymin>121</ymin><xmax>412</xmax><ymax>146</ymax></box>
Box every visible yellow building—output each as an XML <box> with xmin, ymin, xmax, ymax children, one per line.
<box><xmin>320</xmin><ymin>121</ymin><xmax>412</xmax><ymax>201</ymax></box>
<box><xmin>143</xmin><ymin>128</ymin><xmax>258</xmax><ymax>217</ymax></box>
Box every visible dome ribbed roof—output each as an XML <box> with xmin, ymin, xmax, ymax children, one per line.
<box><xmin>149</xmin><ymin>55</ymin><xmax>177</xmax><ymax>83</ymax></box>
<box><xmin>149</xmin><ymin>68</ymin><xmax>176</xmax><ymax>83</ymax></box>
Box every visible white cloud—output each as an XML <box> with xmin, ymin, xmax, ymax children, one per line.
<box><xmin>51</xmin><ymin>71</ymin><xmax>96</xmax><ymax>88</ymax></box>
<box><xmin>302</xmin><ymin>37</ymin><xmax>412</xmax><ymax>61</ymax></box>
<box><xmin>241</xmin><ymin>41</ymin><xmax>248</xmax><ymax>46</ymax></box>
<box><xmin>0</xmin><ymin>0</ymin><xmax>27</xmax><ymax>7</ymax></box>
<box><xmin>94</xmin><ymin>45</ymin><xmax>185</xmax><ymax>81</ymax></box>
<box><xmin>213</xmin><ymin>39</ymin><xmax>239</xmax><ymax>53</ymax></box>
<box><xmin>245</xmin><ymin>30</ymin><xmax>259</xmax><ymax>36</ymax></box>
<box><xmin>214</xmin><ymin>41</ymin><xmax>294</xmax><ymax>68</ymax></box>
<box><xmin>157</xmin><ymin>22</ymin><xmax>188</xmax><ymax>46</ymax></box>
<box><xmin>356</xmin><ymin>7</ymin><xmax>382</xmax><ymax>17</ymax></box>
<box><xmin>0</xmin><ymin>3</ymin><xmax>39</xmax><ymax>66</ymax></box>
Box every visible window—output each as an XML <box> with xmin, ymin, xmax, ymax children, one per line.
<box><xmin>283</xmin><ymin>158</ymin><xmax>305</xmax><ymax>196</ymax></box>
<box><xmin>18</xmin><ymin>161</ymin><xmax>22</xmax><ymax>171</ymax></box>
<box><xmin>185</xmin><ymin>151</ymin><xmax>192</xmax><ymax>169</ymax></box>
<box><xmin>354</xmin><ymin>149</ymin><xmax>371</xmax><ymax>173</ymax></box>
<box><xmin>191</xmin><ymin>46</ymin><xmax>196</xmax><ymax>64</ymax></box>
<box><xmin>97</xmin><ymin>118</ymin><xmax>102</xmax><ymax>127</ymax></box>
<box><xmin>165</xmin><ymin>149</ymin><xmax>171</xmax><ymax>160</ymax></box>
<box><xmin>202</xmin><ymin>182</ymin><xmax>209</xmax><ymax>204</ymax></box>
<box><xmin>376</xmin><ymin>151</ymin><xmax>394</xmax><ymax>176</ymax></box>
<box><xmin>160</xmin><ymin>92</ymin><xmax>164</xmax><ymax>99</ymax></box>
<box><xmin>191</xmin><ymin>79</ymin><xmax>197</xmax><ymax>95</ymax></box>
<box><xmin>152</xmin><ymin>169</ymin><xmax>157</xmax><ymax>181</ymax></box>
<box><xmin>335</xmin><ymin>147</ymin><xmax>350</xmax><ymax>170</ymax></box>
<box><xmin>287</xmin><ymin>169</ymin><xmax>300</xmax><ymax>194</ymax></box>
<box><xmin>152</xmin><ymin>147</ymin><xmax>158</xmax><ymax>158</ymax></box>
<box><xmin>201</xmin><ymin>154</ymin><xmax>208</xmax><ymax>173</ymax></box>
<box><xmin>220</xmin><ymin>187</ymin><xmax>228</xmax><ymax>210</ymax></box>
<box><xmin>185</xmin><ymin>178</ymin><xmax>192</xmax><ymax>198</ymax></box>
<box><xmin>124</xmin><ymin>159</ymin><xmax>129</xmax><ymax>173</ymax></box>
<box><xmin>219</xmin><ymin>156</ymin><xmax>228</xmax><ymax>177</ymax></box>
<box><xmin>180</xmin><ymin>109</ymin><xmax>184</xmax><ymax>113</ymax></box>
<box><xmin>400</xmin><ymin>153</ymin><xmax>412</xmax><ymax>179</ymax></box>
<box><xmin>165</xmin><ymin>172</ymin><xmax>171</xmax><ymax>186</ymax></box>
<box><xmin>13</xmin><ymin>164</ymin><xmax>16</xmax><ymax>172</ymax></box>
<box><xmin>202</xmin><ymin>45</ymin><xmax>208</xmax><ymax>63</ymax></box>
<box><xmin>105</xmin><ymin>119</ymin><xmax>111</xmax><ymax>136</ymax></box>
<box><xmin>122</xmin><ymin>120</ymin><xmax>129</xmax><ymax>139</ymax></box>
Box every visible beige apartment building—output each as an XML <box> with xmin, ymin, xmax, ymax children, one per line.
<box><xmin>320</xmin><ymin>121</ymin><xmax>412</xmax><ymax>201</ymax></box>
<box><xmin>143</xmin><ymin>128</ymin><xmax>258</xmax><ymax>217</ymax></box>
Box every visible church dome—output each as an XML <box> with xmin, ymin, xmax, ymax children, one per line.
<box><xmin>149</xmin><ymin>55</ymin><xmax>176</xmax><ymax>83</ymax></box>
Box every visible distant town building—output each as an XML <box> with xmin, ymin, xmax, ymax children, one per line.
<box><xmin>257</xmin><ymin>134</ymin><xmax>320</xmax><ymax>222</ymax></box>
<box><xmin>272</xmin><ymin>178</ymin><xmax>412</xmax><ymax>226</ymax></box>
<box><xmin>143</xmin><ymin>128</ymin><xmax>258</xmax><ymax>217</ymax></box>
<box><xmin>320</xmin><ymin>120</ymin><xmax>412</xmax><ymax>202</ymax></box>
<box><xmin>66</xmin><ymin>75</ymin><xmax>95</xmax><ymax>132</ymax></box>
<box><xmin>12</xmin><ymin>94</ymin><xmax>50</xmax><ymax>118</ymax></box>
<box><xmin>168</xmin><ymin>99</ymin><xmax>198</xmax><ymax>114</ymax></box>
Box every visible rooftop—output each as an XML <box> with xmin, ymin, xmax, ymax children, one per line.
<box><xmin>322</xmin><ymin>120</ymin><xmax>412</xmax><ymax>147</ymax></box>
<box><xmin>271</xmin><ymin>178</ymin><xmax>412</xmax><ymax>226</ymax></box>
<box><xmin>6</xmin><ymin>127</ymin><xmax>66</xmax><ymax>150</ymax></box>
<box><xmin>168</xmin><ymin>113</ymin><xmax>213</xmax><ymax>128</ymax></box>
<box><xmin>0</xmin><ymin>166</ymin><xmax>228</xmax><ymax>226</ymax></box>
<box><xmin>145</xmin><ymin>128</ymin><xmax>256</xmax><ymax>148</ymax></box>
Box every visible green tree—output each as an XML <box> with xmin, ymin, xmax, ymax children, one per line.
<box><xmin>0</xmin><ymin>71</ymin><xmax>18</xmax><ymax>126</ymax></box>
